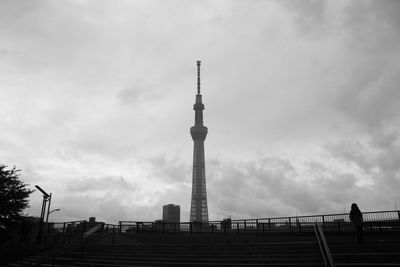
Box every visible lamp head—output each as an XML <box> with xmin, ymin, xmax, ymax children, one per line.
<box><xmin>35</xmin><ymin>185</ymin><xmax>50</xmax><ymax>198</ymax></box>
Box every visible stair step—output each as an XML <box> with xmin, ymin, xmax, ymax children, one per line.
<box><xmin>76</xmin><ymin>256</ymin><xmax>323</xmax><ymax>263</ymax></box>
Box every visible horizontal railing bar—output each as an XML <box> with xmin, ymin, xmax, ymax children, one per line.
<box><xmin>44</xmin><ymin>210</ymin><xmax>399</xmax><ymax>228</ymax></box>
<box><xmin>48</xmin><ymin>220</ymin><xmax>87</xmax><ymax>224</ymax></box>
<box><xmin>207</xmin><ymin>210</ymin><xmax>399</xmax><ymax>223</ymax></box>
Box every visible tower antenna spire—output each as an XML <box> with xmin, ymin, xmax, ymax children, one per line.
<box><xmin>197</xmin><ymin>60</ymin><xmax>201</xmax><ymax>95</ymax></box>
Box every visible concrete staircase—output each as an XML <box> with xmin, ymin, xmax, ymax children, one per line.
<box><xmin>326</xmin><ymin>232</ymin><xmax>400</xmax><ymax>266</ymax></box>
<box><xmin>7</xmin><ymin>233</ymin><xmax>325</xmax><ymax>266</ymax></box>
<box><xmin>6</xmin><ymin>232</ymin><xmax>400</xmax><ymax>266</ymax></box>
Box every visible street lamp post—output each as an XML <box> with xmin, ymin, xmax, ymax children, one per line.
<box><xmin>35</xmin><ymin>185</ymin><xmax>50</xmax><ymax>243</ymax></box>
<box><xmin>46</xmin><ymin>193</ymin><xmax>52</xmax><ymax>223</ymax></box>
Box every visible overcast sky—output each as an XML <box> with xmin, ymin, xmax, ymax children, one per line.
<box><xmin>1</xmin><ymin>0</ymin><xmax>399</xmax><ymax>223</ymax></box>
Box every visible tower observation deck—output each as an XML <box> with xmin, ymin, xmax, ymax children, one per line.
<box><xmin>190</xmin><ymin>61</ymin><xmax>209</xmax><ymax>223</ymax></box>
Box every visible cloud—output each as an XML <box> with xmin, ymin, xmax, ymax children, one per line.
<box><xmin>325</xmin><ymin>139</ymin><xmax>376</xmax><ymax>172</ymax></box>
<box><xmin>323</xmin><ymin>130</ymin><xmax>400</xmax><ymax>209</ymax></box>
<box><xmin>21</xmin><ymin>154</ymin><xmax>193</xmax><ymax>222</ymax></box>
<box><xmin>331</xmin><ymin>58</ymin><xmax>400</xmax><ymax>131</ymax></box>
<box><xmin>0</xmin><ymin>48</ymin><xmax>17</xmax><ymax>57</ymax></box>
<box><xmin>207</xmin><ymin>145</ymin><xmax>399</xmax><ymax>220</ymax></box>
<box><xmin>344</xmin><ymin>0</ymin><xmax>400</xmax><ymax>42</ymax></box>
<box><xmin>208</xmin><ymin>157</ymin><xmax>334</xmax><ymax>219</ymax></box>
<box><xmin>60</xmin><ymin>195</ymin><xmax>132</xmax><ymax>223</ymax></box>
<box><xmin>1</xmin><ymin>0</ymin><xmax>399</xmax><ymax>223</ymax></box>
<box><xmin>325</xmin><ymin>131</ymin><xmax>400</xmax><ymax>181</ymax></box>
<box><xmin>146</xmin><ymin>155</ymin><xmax>190</xmax><ymax>184</ymax></box>
<box><xmin>117</xmin><ymin>83</ymin><xmax>165</xmax><ymax>105</ymax></box>
<box><xmin>67</xmin><ymin>175</ymin><xmax>134</xmax><ymax>193</ymax></box>
<box><xmin>279</xmin><ymin>0</ymin><xmax>329</xmax><ymax>38</ymax></box>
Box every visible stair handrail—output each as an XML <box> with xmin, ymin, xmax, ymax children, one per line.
<box><xmin>83</xmin><ymin>224</ymin><xmax>102</xmax><ymax>238</ymax></box>
<box><xmin>314</xmin><ymin>222</ymin><xmax>335</xmax><ymax>267</ymax></box>
<box><xmin>315</xmin><ymin>224</ymin><xmax>328</xmax><ymax>266</ymax></box>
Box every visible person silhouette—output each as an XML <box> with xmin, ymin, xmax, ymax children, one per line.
<box><xmin>349</xmin><ymin>203</ymin><xmax>363</xmax><ymax>244</ymax></box>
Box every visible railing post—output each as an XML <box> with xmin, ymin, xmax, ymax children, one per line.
<box><xmin>268</xmin><ymin>219</ymin><xmax>271</xmax><ymax>231</ymax></box>
<box><xmin>190</xmin><ymin>222</ymin><xmax>193</xmax><ymax>235</ymax></box>
<box><xmin>236</xmin><ymin>223</ymin><xmax>239</xmax><ymax>235</ymax></box>
<box><xmin>244</xmin><ymin>220</ymin><xmax>247</xmax><ymax>234</ymax></box>
<box><xmin>322</xmin><ymin>215</ymin><xmax>325</xmax><ymax>227</ymax></box>
<box><xmin>112</xmin><ymin>225</ymin><xmax>115</xmax><ymax>244</ymax></box>
<box><xmin>63</xmin><ymin>222</ymin><xmax>66</xmax><ymax>245</ymax></box>
<box><xmin>211</xmin><ymin>224</ymin><xmax>214</xmax><ymax>234</ymax></box>
<box><xmin>288</xmin><ymin>218</ymin><xmax>292</xmax><ymax>232</ymax></box>
<box><xmin>262</xmin><ymin>223</ymin><xmax>265</xmax><ymax>234</ymax></box>
<box><xmin>52</xmin><ymin>236</ymin><xmax>56</xmax><ymax>266</ymax></box>
<box><xmin>136</xmin><ymin>222</ymin><xmax>139</xmax><ymax>233</ymax></box>
<box><xmin>80</xmin><ymin>223</ymin><xmax>84</xmax><ymax>257</ymax></box>
<box><xmin>256</xmin><ymin>219</ymin><xmax>259</xmax><ymax>234</ymax></box>
<box><xmin>223</xmin><ymin>222</ymin><xmax>227</xmax><ymax>234</ymax></box>
<box><xmin>119</xmin><ymin>221</ymin><xmax>122</xmax><ymax>233</ymax></box>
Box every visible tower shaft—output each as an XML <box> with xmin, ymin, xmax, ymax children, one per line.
<box><xmin>190</xmin><ymin>61</ymin><xmax>209</xmax><ymax>223</ymax></box>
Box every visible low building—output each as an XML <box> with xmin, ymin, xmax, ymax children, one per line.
<box><xmin>162</xmin><ymin>204</ymin><xmax>180</xmax><ymax>223</ymax></box>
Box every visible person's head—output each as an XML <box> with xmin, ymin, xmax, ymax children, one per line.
<box><xmin>351</xmin><ymin>203</ymin><xmax>359</xmax><ymax>211</ymax></box>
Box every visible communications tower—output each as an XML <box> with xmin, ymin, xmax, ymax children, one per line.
<box><xmin>189</xmin><ymin>60</ymin><xmax>209</xmax><ymax>223</ymax></box>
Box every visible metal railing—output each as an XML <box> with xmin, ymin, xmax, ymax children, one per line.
<box><xmin>1</xmin><ymin>220</ymin><xmax>111</xmax><ymax>266</ymax></box>
<box><xmin>0</xmin><ymin>220</ymin><xmax>87</xmax><ymax>265</ymax></box>
<box><xmin>2</xmin><ymin>210</ymin><xmax>399</xmax><ymax>264</ymax></box>
<box><xmin>118</xmin><ymin>210</ymin><xmax>400</xmax><ymax>234</ymax></box>
<box><xmin>315</xmin><ymin>222</ymin><xmax>335</xmax><ymax>267</ymax></box>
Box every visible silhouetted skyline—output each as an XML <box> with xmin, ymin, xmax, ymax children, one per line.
<box><xmin>0</xmin><ymin>1</ymin><xmax>399</xmax><ymax>223</ymax></box>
